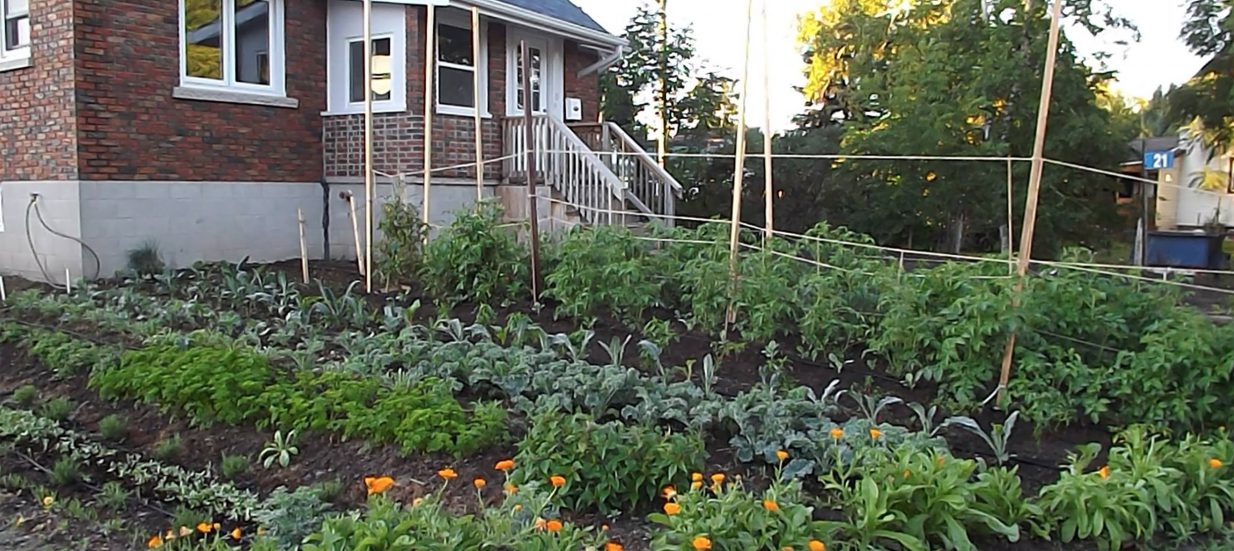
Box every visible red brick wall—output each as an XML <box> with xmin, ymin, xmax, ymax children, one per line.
<box><xmin>564</xmin><ymin>40</ymin><xmax>600</xmax><ymax>123</ymax></box>
<box><xmin>72</xmin><ymin>0</ymin><xmax>327</xmax><ymax>182</ymax></box>
<box><xmin>0</xmin><ymin>0</ymin><xmax>78</xmax><ymax>181</ymax></box>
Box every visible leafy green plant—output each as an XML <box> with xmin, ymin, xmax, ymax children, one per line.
<box><xmin>511</xmin><ymin>410</ymin><xmax>706</xmax><ymax>512</ymax></box>
<box><xmin>10</xmin><ymin>385</ymin><xmax>38</xmax><ymax>408</ymax></box>
<box><xmin>260</xmin><ymin>430</ymin><xmax>300</xmax><ymax>469</ymax></box>
<box><xmin>545</xmin><ymin>225</ymin><xmax>663</xmax><ymax>325</ymax></box>
<box><xmin>650</xmin><ymin>477</ymin><xmax>830</xmax><ymax>551</ymax></box>
<box><xmin>421</xmin><ymin>201</ymin><xmax>527</xmax><ymax>304</ymax></box>
<box><xmin>39</xmin><ymin>397</ymin><xmax>74</xmax><ymax>422</ymax></box>
<box><xmin>98</xmin><ymin>413</ymin><xmax>128</xmax><ymax>442</ymax></box>
<box><xmin>49</xmin><ymin>456</ymin><xmax>82</xmax><ymax>487</ymax></box>
<box><xmin>376</xmin><ymin>196</ymin><xmax>428</xmax><ymax>287</ymax></box>
<box><xmin>154</xmin><ymin>434</ymin><xmax>185</xmax><ymax>461</ymax></box>
<box><xmin>126</xmin><ymin>241</ymin><xmax>166</xmax><ymax>277</ymax></box>
<box><xmin>98</xmin><ymin>480</ymin><xmax>128</xmax><ymax>512</ymax></box>
<box><xmin>219</xmin><ymin>453</ymin><xmax>250</xmax><ymax>481</ymax></box>
<box><xmin>941</xmin><ymin>411</ymin><xmax>1019</xmax><ymax>465</ymax></box>
<box><xmin>253</xmin><ymin>486</ymin><xmax>331</xmax><ymax>549</ymax></box>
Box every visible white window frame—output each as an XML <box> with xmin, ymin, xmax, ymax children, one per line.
<box><xmin>324</xmin><ymin>0</ymin><xmax>406</xmax><ymax>115</ymax></box>
<box><xmin>177</xmin><ymin>0</ymin><xmax>287</xmax><ymax>97</ymax></box>
<box><xmin>0</xmin><ymin>0</ymin><xmax>31</xmax><ymax>69</ymax></box>
<box><xmin>435</xmin><ymin>9</ymin><xmax>488</xmax><ymax>118</ymax></box>
<box><xmin>505</xmin><ymin>30</ymin><xmax>562</xmax><ymax>119</ymax></box>
<box><xmin>346</xmin><ymin>34</ymin><xmax>395</xmax><ymax>105</ymax></box>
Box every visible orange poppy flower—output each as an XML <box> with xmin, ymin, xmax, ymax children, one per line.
<box><xmin>365</xmin><ymin>476</ymin><xmax>395</xmax><ymax>495</ymax></box>
<box><xmin>763</xmin><ymin>499</ymin><xmax>780</xmax><ymax>512</ymax></box>
<box><xmin>474</xmin><ymin>478</ymin><xmax>487</xmax><ymax>490</ymax></box>
<box><xmin>550</xmin><ymin>475</ymin><xmax>567</xmax><ymax>488</ymax></box>
<box><xmin>830</xmin><ymin>428</ymin><xmax>844</xmax><ymax>440</ymax></box>
<box><xmin>710</xmin><ymin>473</ymin><xmax>725</xmax><ymax>485</ymax></box>
<box><xmin>546</xmin><ymin>519</ymin><xmax>564</xmax><ymax>532</ymax></box>
<box><xmin>691</xmin><ymin>472</ymin><xmax>703</xmax><ymax>482</ymax></box>
<box><xmin>1098</xmin><ymin>466</ymin><xmax>1110</xmax><ymax>479</ymax></box>
<box><xmin>691</xmin><ymin>480</ymin><xmax>703</xmax><ymax>490</ymax></box>
<box><xmin>664</xmin><ymin>502</ymin><xmax>682</xmax><ymax>515</ymax></box>
<box><xmin>606</xmin><ymin>543</ymin><xmax>625</xmax><ymax>551</ymax></box>
<box><xmin>776</xmin><ymin>450</ymin><xmax>789</xmax><ymax>461</ymax></box>
<box><xmin>693</xmin><ymin>536</ymin><xmax>713</xmax><ymax>550</ymax></box>
<box><xmin>438</xmin><ymin>468</ymin><xmax>458</xmax><ymax>480</ymax></box>
<box><xmin>196</xmin><ymin>522</ymin><xmax>213</xmax><ymax>534</ymax></box>
<box><xmin>869</xmin><ymin>428</ymin><xmax>882</xmax><ymax>440</ymax></box>
<box><xmin>495</xmin><ymin>459</ymin><xmax>516</xmax><ymax>471</ymax></box>
<box><xmin>505</xmin><ymin>483</ymin><xmax>518</xmax><ymax>494</ymax></box>
<box><xmin>809</xmin><ymin>541</ymin><xmax>826</xmax><ymax>551</ymax></box>
<box><xmin>147</xmin><ymin>535</ymin><xmax>164</xmax><ymax>549</ymax></box>
<box><xmin>1210</xmin><ymin>458</ymin><xmax>1225</xmax><ymax>469</ymax></box>
<box><xmin>662</xmin><ymin>485</ymin><xmax>677</xmax><ymax>499</ymax></box>
<box><xmin>230</xmin><ymin>527</ymin><xmax>242</xmax><ymax>540</ymax></box>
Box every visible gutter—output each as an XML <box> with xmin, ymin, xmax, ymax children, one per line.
<box><xmin>579</xmin><ymin>44</ymin><xmax>623</xmax><ymax>76</ymax></box>
<box><xmin>458</xmin><ymin>0</ymin><xmax>626</xmax><ymax>49</ymax></box>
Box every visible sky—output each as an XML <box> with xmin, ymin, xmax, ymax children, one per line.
<box><xmin>572</xmin><ymin>0</ymin><xmax>1210</xmax><ymax>131</ymax></box>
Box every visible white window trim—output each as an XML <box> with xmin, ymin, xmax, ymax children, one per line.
<box><xmin>177</xmin><ymin>0</ymin><xmax>288</xmax><ymax>99</ymax></box>
<box><xmin>346</xmin><ymin>34</ymin><xmax>396</xmax><ymax>107</ymax></box>
<box><xmin>323</xmin><ymin>0</ymin><xmax>406</xmax><ymax>116</ymax></box>
<box><xmin>505</xmin><ymin>30</ymin><xmax>561</xmax><ymax>119</ymax></box>
<box><xmin>435</xmin><ymin>10</ymin><xmax>489</xmax><ymax>118</ymax></box>
<box><xmin>0</xmin><ymin>0</ymin><xmax>31</xmax><ymax>69</ymax></box>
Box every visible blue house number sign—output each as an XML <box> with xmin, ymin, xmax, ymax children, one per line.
<box><xmin>1144</xmin><ymin>150</ymin><xmax>1175</xmax><ymax>170</ymax></box>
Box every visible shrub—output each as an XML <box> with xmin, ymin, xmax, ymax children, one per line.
<box><xmin>421</xmin><ymin>201</ymin><xmax>527</xmax><ymax>304</ymax></box>
<box><xmin>511</xmin><ymin>410</ymin><xmax>706</xmax><ymax>512</ymax></box>
<box><xmin>253</xmin><ymin>486</ymin><xmax>331</xmax><ymax>550</ymax></box>
<box><xmin>98</xmin><ymin>414</ymin><xmax>128</xmax><ymax>442</ymax></box>
<box><xmin>39</xmin><ymin>397</ymin><xmax>74</xmax><ymax>422</ymax></box>
<box><xmin>11</xmin><ymin>385</ymin><xmax>38</xmax><ymax>408</ymax></box>
<box><xmin>376</xmin><ymin>197</ymin><xmax>427</xmax><ymax>287</ymax></box>
<box><xmin>545</xmin><ymin>225</ymin><xmax>662</xmax><ymax>325</ymax></box>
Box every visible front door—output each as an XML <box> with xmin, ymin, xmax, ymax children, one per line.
<box><xmin>506</xmin><ymin>30</ymin><xmax>562</xmax><ymax>120</ymax></box>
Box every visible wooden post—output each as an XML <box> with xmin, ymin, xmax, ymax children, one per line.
<box><xmin>0</xmin><ymin>276</ymin><xmax>6</xmax><ymax>302</ymax></box>
<box><xmin>1006</xmin><ymin>158</ymin><xmax>1014</xmax><ymax>274</ymax></box>
<box><xmin>345</xmin><ymin>193</ymin><xmax>365</xmax><ymax>276</ymax></box>
<box><xmin>65</xmin><ymin>268</ymin><xmax>72</xmax><ymax>294</ymax></box>
<box><xmin>724</xmin><ymin>0</ymin><xmax>755</xmax><ymax>328</ymax></box>
<box><xmin>423</xmin><ymin>4</ymin><xmax>437</xmax><ymax>228</ymax></box>
<box><xmin>297</xmin><ymin>208</ymin><xmax>310</xmax><ymax>283</ymax></box>
<box><xmin>997</xmin><ymin>0</ymin><xmax>1065</xmax><ymax>405</ymax></box>
<box><xmin>363</xmin><ymin>0</ymin><xmax>374</xmax><ymax>293</ymax></box>
<box><xmin>761</xmin><ymin>0</ymin><xmax>773</xmax><ymax>242</ymax></box>
<box><xmin>522</xmin><ymin>41</ymin><xmax>543</xmax><ymax>300</ymax></box>
<box><xmin>656</xmin><ymin>0</ymin><xmax>669</xmax><ymax>168</ymax></box>
<box><xmin>472</xmin><ymin>7</ymin><xmax>485</xmax><ymax>202</ymax></box>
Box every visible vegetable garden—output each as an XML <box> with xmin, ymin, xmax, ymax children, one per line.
<box><xmin>2</xmin><ymin>202</ymin><xmax>1234</xmax><ymax>550</ymax></box>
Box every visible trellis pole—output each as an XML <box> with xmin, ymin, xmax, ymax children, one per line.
<box><xmin>472</xmin><ymin>6</ymin><xmax>485</xmax><ymax>201</ymax></box>
<box><xmin>423</xmin><ymin>4</ymin><xmax>437</xmax><ymax>228</ymax></box>
<box><xmin>724</xmin><ymin>0</ymin><xmax>755</xmax><ymax>328</ymax></box>
<box><xmin>761</xmin><ymin>0</ymin><xmax>773</xmax><ymax>243</ymax></box>
<box><xmin>521</xmin><ymin>41</ymin><xmax>544</xmax><ymax>300</ymax></box>
<box><xmin>657</xmin><ymin>0</ymin><xmax>669</xmax><ymax>168</ymax></box>
<box><xmin>997</xmin><ymin>0</ymin><xmax>1065</xmax><ymax>405</ymax></box>
<box><xmin>363</xmin><ymin>0</ymin><xmax>374</xmax><ymax>293</ymax></box>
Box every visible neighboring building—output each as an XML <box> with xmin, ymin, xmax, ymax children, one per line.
<box><xmin>1127</xmin><ymin>133</ymin><xmax>1234</xmax><ymax>232</ymax></box>
<box><xmin>0</xmin><ymin>0</ymin><xmax>677</xmax><ymax>282</ymax></box>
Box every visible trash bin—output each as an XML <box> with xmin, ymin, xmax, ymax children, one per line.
<box><xmin>1145</xmin><ymin>231</ymin><xmax>1228</xmax><ymax>269</ymax></box>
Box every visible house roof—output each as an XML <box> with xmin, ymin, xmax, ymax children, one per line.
<box><xmin>491</xmin><ymin>0</ymin><xmax>609</xmax><ymax>34</ymax></box>
<box><xmin>1129</xmin><ymin>136</ymin><xmax>1182</xmax><ymax>156</ymax></box>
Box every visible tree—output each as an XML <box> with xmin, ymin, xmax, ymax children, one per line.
<box><xmin>1173</xmin><ymin>0</ymin><xmax>1234</xmax><ymax>152</ymax></box>
<box><xmin>795</xmin><ymin>0</ymin><xmax>1136</xmax><ymax>254</ymax></box>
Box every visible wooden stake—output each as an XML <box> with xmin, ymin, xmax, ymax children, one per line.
<box><xmin>65</xmin><ymin>268</ymin><xmax>72</xmax><ymax>293</ymax></box>
<box><xmin>423</xmin><ymin>4</ymin><xmax>437</xmax><ymax>228</ymax></box>
<box><xmin>346</xmin><ymin>193</ymin><xmax>365</xmax><ymax>276</ymax></box>
<box><xmin>472</xmin><ymin>6</ymin><xmax>485</xmax><ymax>201</ymax></box>
<box><xmin>0</xmin><ymin>275</ymin><xmax>6</xmax><ymax>302</ymax></box>
<box><xmin>298</xmin><ymin>208</ymin><xmax>310</xmax><ymax>283</ymax></box>
<box><xmin>761</xmin><ymin>0</ymin><xmax>773</xmax><ymax>242</ymax></box>
<box><xmin>522</xmin><ymin>41</ymin><xmax>543</xmax><ymax>300</ymax></box>
<box><xmin>724</xmin><ymin>0</ymin><xmax>755</xmax><ymax>328</ymax></box>
<box><xmin>1006</xmin><ymin>158</ymin><xmax>1014</xmax><ymax>274</ymax></box>
<box><xmin>363</xmin><ymin>0</ymin><xmax>374</xmax><ymax>293</ymax></box>
<box><xmin>997</xmin><ymin>0</ymin><xmax>1065</xmax><ymax>405</ymax></box>
<box><xmin>656</xmin><ymin>0</ymin><xmax>669</xmax><ymax>168</ymax></box>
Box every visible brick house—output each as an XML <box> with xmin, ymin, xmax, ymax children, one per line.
<box><xmin>0</xmin><ymin>0</ymin><xmax>678</xmax><ymax>282</ymax></box>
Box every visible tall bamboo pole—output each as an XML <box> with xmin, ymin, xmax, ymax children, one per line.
<box><xmin>423</xmin><ymin>4</ymin><xmax>437</xmax><ymax>228</ymax></box>
<box><xmin>656</xmin><ymin>0</ymin><xmax>669</xmax><ymax>168</ymax></box>
<box><xmin>761</xmin><ymin>0</ymin><xmax>773</xmax><ymax>242</ymax></box>
<box><xmin>997</xmin><ymin>0</ymin><xmax>1065</xmax><ymax>404</ymax></box>
<box><xmin>521</xmin><ymin>41</ymin><xmax>543</xmax><ymax>300</ymax></box>
<box><xmin>363</xmin><ymin>0</ymin><xmax>374</xmax><ymax>293</ymax></box>
<box><xmin>472</xmin><ymin>7</ymin><xmax>485</xmax><ymax>201</ymax></box>
<box><xmin>724</xmin><ymin>0</ymin><xmax>755</xmax><ymax>328</ymax></box>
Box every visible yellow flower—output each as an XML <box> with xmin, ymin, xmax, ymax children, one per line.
<box><xmin>710</xmin><ymin>473</ymin><xmax>725</xmax><ymax>485</ymax></box>
<box><xmin>438</xmin><ymin>468</ymin><xmax>458</xmax><ymax>480</ymax></box>
<box><xmin>776</xmin><ymin>450</ymin><xmax>789</xmax><ymax>462</ymax></box>
<box><xmin>664</xmin><ymin>502</ymin><xmax>682</xmax><ymax>515</ymax></box>
<box><xmin>691</xmin><ymin>472</ymin><xmax>703</xmax><ymax>482</ymax></box>
<box><xmin>546</xmin><ymin>519</ymin><xmax>564</xmax><ymax>532</ymax></box>
<box><xmin>412</xmin><ymin>497</ymin><xmax>425</xmax><ymax>507</ymax></box>
<box><xmin>196</xmin><ymin>522</ymin><xmax>213</xmax><ymax>534</ymax></box>
<box><xmin>763</xmin><ymin>499</ymin><xmax>780</xmax><ymax>512</ymax></box>
<box><xmin>147</xmin><ymin>535</ymin><xmax>164</xmax><ymax>549</ymax></box>
<box><xmin>869</xmin><ymin>428</ymin><xmax>882</xmax><ymax>440</ymax></box>
<box><xmin>662</xmin><ymin>486</ymin><xmax>677</xmax><ymax>499</ymax></box>
<box><xmin>473</xmin><ymin>478</ymin><xmax>487</xmax><ymax>490</ymax></box>
<box><xmin>809</xmin><ymin>541</ymin><xmax>826</xmax><ymax>551</ymax></box>
<box><xmin>550</xmin><ymin>475</ymin><xmax>566</xmax><ymax>488</ymax></box>
<box><xmin>41</xmin><ymin>496</ymin><xmax>53</xmax><ymax>508</ymax></box>
<box><xmin>513</xmin><ymin>504</ymin><xmax>522</xmax><ymax>512</ymax></box>
<box><xmin>230</xmin><ymin>527</ymin><xmax>242</xmax><ymax>540</ymax></box>
<box><xmin>926</xmin><ymin>171</ymin><xmax>938</xmax><ymax>182</ymax></box>
<box><xmin>691</xmin><ymin>480</ymin><xmax>703</xmax><ymax>490</ymax></box>
<box><xmin>495</xmin><ymin>459</ymin><xmax>515</xmax><ymax>471</ymax></box>
<box><xmin>1210</xmin><ymin>458</ymin><xmax>1225</xmax><ymax>469</ymax></box>
<box><xmin>1098</xmin><ymin>466</ymin><xmax>1110</xmax><ymax>480</ymax></box>
<box><xmin>693</xmin><ymin>536</ymin><xmax>713</xmax><ymax>550</ymax></box>
<box><xmin>830</xmin><ymin>428</ymin><xmax>844</xmax><ymax>440</ymax></box>
<box><xmin>365</xmin><ymin>476</ymin><xmax>395</xmax><ymax>495</ymax></box>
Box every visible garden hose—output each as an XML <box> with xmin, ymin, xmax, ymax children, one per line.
<box><xmin>25</xmin><ymin>194</ymin><xmax>102</xmax><ymax>287</ymax></box>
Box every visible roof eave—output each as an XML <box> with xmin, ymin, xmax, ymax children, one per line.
<box><xmin>457</xmin><ymin>0</ymin><xmax>624</xmax><ymax>49</ymax></box>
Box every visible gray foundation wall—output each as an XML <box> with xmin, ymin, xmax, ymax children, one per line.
<box><xmin>0</xmin><ymin>182</ymin><xmax>86</xmax><ymax>284</ymax></box>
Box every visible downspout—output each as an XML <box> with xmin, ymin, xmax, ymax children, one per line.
<box><xmin>579</xmin><ymin>44</ymin><xmax>623</xmax><ymax>77</ymax></box>
<box><xmin>321</xmin><ymin>181</ymin><xmax>331</xmax><ymax>261</ymax></box>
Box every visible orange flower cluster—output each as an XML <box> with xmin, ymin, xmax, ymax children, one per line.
<box><xmin>147</xmin><ymin>521</ymin><xmax>243</xmax><ymax>548</ymax></box>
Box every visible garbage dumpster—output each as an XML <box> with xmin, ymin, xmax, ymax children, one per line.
<box><xmin>1145</xmin><ymin>230</ymin><xmax>1228</xmax><ymax>269</ymax></box>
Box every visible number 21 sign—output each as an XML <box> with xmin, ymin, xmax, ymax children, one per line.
<box><xmin>1144</xmin><ymin>150</ymin><xmax>1175</xmax><ymax>170</ymax></box>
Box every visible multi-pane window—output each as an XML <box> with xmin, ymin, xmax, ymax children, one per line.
<box><xmin>180</xmin><ymin>0</ymin><xmax>283</xmax><ymax>92</ymax></box>
<box><xmin>437</xmin><ymin>21</ymin><xmax>475</xmax><ymax>109</ymax></box>
<box><xmin>514</xmin><ymin>45</ymin><xmax>544</xmax><ymax>113</ymax></box>
<box><xmin>348</xmin><ymin>37</ymin><xmax>392</xmax><ymax>103</ymax></box>
<box><xmin>1</xmin><ymin>0</ymin><xmax>30</xmax><ymax>56</ymax></box>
